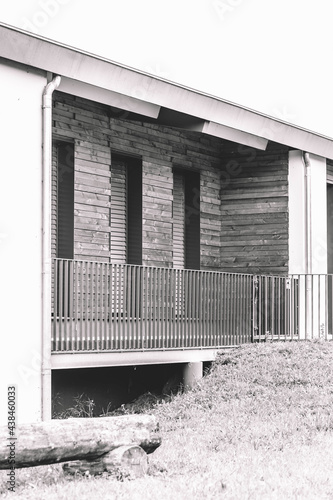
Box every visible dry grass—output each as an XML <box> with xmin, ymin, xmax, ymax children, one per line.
<box><xmin>2</xmin><ymin>340</ymin><xmax>333</xmax><ymax>499</ymax></box>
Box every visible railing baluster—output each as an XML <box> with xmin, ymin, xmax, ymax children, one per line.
<box><xmin>122</xmin><ymin>264</ymin><xmax>126</xmax><ymax>350</ymax></box>
<box><xmin>74</xmin><ymin>260</ymin><xmax>78</xmax><ymax>351</ymax></box>
<box><xmin>225</xmin><ymin>274</ymin><xmax>229</xmax><ymax>345</ymax></box>
<box><xmin>236</xmin><ymin>274</ymin><xmax>240</xmax><ymax>345</ymax></box>
<box><xmin>144</xmin><ymin>266</ymin><xmax>148</xmax><ymax>349</ymax></box>
<box><xmin>184</xmin><ymin>270</ymin><xmax>189</xmax><ymax>347</ymax></box>
<box><xmin>100</xmin><ymin>262</ymin><xmax>104</xmax><ymax>349</ymax></box>
<box><xmin>52</xmin><ymin>260</ymin><xmax>58</xmax><ymax>351</ymax></box>
<box><xmin>222</xmin><ymin>273</ymin><xmax>226</xmax><ymax>344</ymax></box>
<box><xmin>92</xmin><ymin>261</ymin><xmax>96</xmax><ymax>350</ymax></box>
<box><xmin>89</xmin><ymin>261</ymin><xmax>93</xmax><ymax>350</ymax></box>
<box><xmin>231</xmin><ymin>273</ymin><xmax>235</xmax><ymax>344</ymax></box>
<box><xmin>132</xmin><ymin>265</ymin><xmax>137</xmax><ymax>350</ymax></box>
<box><xmin>136</xmin><ymin>265</ymin><xmax>141</xmax><ymax>349</ymax></box>
<box><xmin>131</xmin><ymin>265</ymin><xmax>135</xmax><ymax>350</ymax></box>
<box><xmin>139</xmin><ymin>266</ymin><xmax>144</xmax><ymax>350</ymax></box>
<box><xmin>169</xmin><ymin>267</ymin><xmax>173</xmax><ymax>349</ymax></box>
<box><xmin>63</xmin><ymin>259</ymin><xmax>68</xmax><ymax>350</ymax></box>
<box><xmin>218</xmin><ymin>273</ymin><xmax>223</xmax><ymax>346</ymax></box>
<box><xmin>105</xmin><ymin>263</ymin><xmax>110</xmax><ymax>350</ymax></box>
<box><xmin>207</xmin><ymin>272</ymin><xmax>211</xmax><ymax>347</ymax></box>
<box><xmin>239</xmin><ymin>274</ymin><xmax>243</xmax><ymax>345</ymax></box>
<box><xmin>147</xmin><ymin>267</ymin><xmax>152</xmax><ymax>349</ymax></box>
<box><xmin>194</xmin><ymin>271</ymin><xmax>198</xmax><ymax>347</ymax></box>
<box><xmin>58</xmin><ymin>259</ymin><xmax>64</xmax><ymax>350</ymax></box>
<box><xmin>155</xmin><ymin>267</ymin><xmax>159</xmax><ymax>348</ymax></box>
<box><xmin>326</xmin><ymin>275</ymin><xmax>329</xmax><ymax>341</ymax></box>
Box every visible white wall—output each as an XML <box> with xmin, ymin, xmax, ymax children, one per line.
<box><xmin>289</xmin><ymin>150</ymin><xmax>327</xmax><ymax>275</ymax></box>
<box><xmin>289</xmin><ymin>150</ymin><xmax>327</xmax><ymax>339</ymax></box>
<box><xmin>0</xmin><ymin>61</ymin><xmax>47</xmax><ymax>423</ymax></box>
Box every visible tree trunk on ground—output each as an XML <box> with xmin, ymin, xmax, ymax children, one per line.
<box><xmin>63</xmin><ymin>445</ymin><xmax>148</xmax><ymax>478</ymax></box>
<box><xmin>0</xmin><ymin>414</ymin><xmax>160</xmax><ymax>469</ymax></box>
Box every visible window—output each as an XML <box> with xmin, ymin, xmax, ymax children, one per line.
<box><xmin>111</xmin><ymin>154</ymin><xmax>142</xmax><ymax>265</ymax></box>
<box><xmin>56</xmin><ymin>141</ymin><xmax>74</xmax><ymax>259</ymax></box>
<box><xmin>173</xmin><ymin>169</ymin><xmax>200</xmax><ymax>269</ymax></box>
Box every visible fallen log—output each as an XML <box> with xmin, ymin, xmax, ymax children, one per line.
<box><xmin>0</xmin><ymin>414</ymin><xmax>161</xmax><ymax>469</ymax></box>
<box><xmin>63</xmin><ymin>445</ymin><xmax>148</xmax><ymax>478</ymax></box>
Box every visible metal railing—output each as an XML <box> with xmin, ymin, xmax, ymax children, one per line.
<box><xmin>52</xmin><ymin>258</ymin><xmax>253</xmax><ymax>352</ymax></box>
<box><xmin>52</xmin><ymin>260</ymin><xmax>333</xmax><ymax>353</ymax></box>
<box><xmin>254</xmin><ymin>274</ymin><xmax>333</xmax><ymax>341</ymax></box>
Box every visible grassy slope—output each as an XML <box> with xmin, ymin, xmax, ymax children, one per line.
<box><xmin>2</xmin><ymin>341</ymin><xmax>333</xmax><ymax>499</ymax></box>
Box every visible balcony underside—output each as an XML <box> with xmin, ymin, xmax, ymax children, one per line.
<box><xmin>51</xmin><ymin>344</ymin><xmax>223</xmax><ymax>370</ymax></box>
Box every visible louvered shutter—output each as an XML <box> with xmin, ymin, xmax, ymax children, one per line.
<box><xmin>173</xmin><ymin>172</ymin><xmax>185</xmax><ymax>269</ymax></box>
<box><xmin>110</xmin><ymin>158</ymin><xmax>127</xmax><ymax>264</ymax></box>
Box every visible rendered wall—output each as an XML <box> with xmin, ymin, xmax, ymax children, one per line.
<box><xmin>289</xmin><ymin>150</ymin><xmax>327</xmax><ymax>274</ymax></box>
<box><xmin>0</xmin><ymin>60</ymin><xmax>47</xmax><ymax>423</ymax></box>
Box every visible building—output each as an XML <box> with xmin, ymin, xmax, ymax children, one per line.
<box><xmin>1</xmin><ymin>23</ymin><xmax>333</xmax><ymax>423</ymax></box>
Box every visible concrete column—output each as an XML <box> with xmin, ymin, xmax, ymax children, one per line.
<box><xmin>288</xmin><ymin>150</ymin><xmax>327</xmax><ymax>339</ymax></box>
<box><xmin>183</xmin><ymin>362</ymin><xmax>203</xmax><ymax>389</ymax></box>
<box><xmin>289</xmin><ymin>150</ymin><xmax>327</xmax><ymax>275</ymax></box>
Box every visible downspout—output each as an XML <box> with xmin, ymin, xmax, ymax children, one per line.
<box><xmin>42</xmin><ymin>75</ymin><xmax>61</xmax><ymax>421</ymax></box>
<box><xmin>303</xmin><ymin>151</ymin><xmax>312</xmax><ymax>338</ymax></box>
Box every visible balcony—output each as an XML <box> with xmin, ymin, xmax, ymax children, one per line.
<box><xmin>51</xmin><ymin>259</ymin><xmax>254</xmax><ymax>353</ymax></box>
<box><xmin>52</xmin><ymin>259</ymin><xmax>333</xmax><ymax>360</ymax></box>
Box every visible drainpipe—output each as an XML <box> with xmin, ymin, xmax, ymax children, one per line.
<box><xmin>303</xmin><ymin>152</ymin><xmax>312</xmax><ymax>338</ymax></box>
<box><xmin>42</xmin><ymin>75</ymin><xmax>61</xmax><ymax>421</ymax></box>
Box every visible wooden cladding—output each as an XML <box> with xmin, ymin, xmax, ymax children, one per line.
<box><xmin>52</xmin><ymin>92</ymin><xmax>290</xmax><ymax>274</ymax></box>
<box><xmin>52</xmin><ymin>92</ymin><xmax>223</xmax><ymax>269</ymax></box>
<box><xmin>219</xmin><ymin>143</ymin><xmax>289</xmax><ymax>275</ymax></box>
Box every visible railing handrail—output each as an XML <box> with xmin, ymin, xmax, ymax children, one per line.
<box><xmin>53</xmin><ymin>257</ymin><xmax>257</xmax><ymax>278</ymax></box>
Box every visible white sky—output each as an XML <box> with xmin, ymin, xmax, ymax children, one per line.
<box><xmin>1</xmin><ymin>0</ymin><xmax>333</xmax><ymax>138</ymax></box>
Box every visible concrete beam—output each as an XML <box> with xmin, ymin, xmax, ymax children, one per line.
<box><xmin>51</xmin><ymin>349</ymin><xmax>220</xmax><ymax>370</ymax></box>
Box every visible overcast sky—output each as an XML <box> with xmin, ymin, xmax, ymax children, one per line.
<box><xmin>1</xmin><ymin>0</ymin><xmax>333</xmax><ymax>138</ymax></box>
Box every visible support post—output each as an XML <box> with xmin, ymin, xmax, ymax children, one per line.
<box><xmin>183</xmin><ymin>361</ymin><xmax>203</xmax><ymax>389</ymax></box>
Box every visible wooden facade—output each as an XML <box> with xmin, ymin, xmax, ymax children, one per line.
<box><xmin>52</xmin><ymin>92</ymin><xmax>290</xmax><ymax>276</ymax></box>
<box><xmin>219</xmin><ymin>142</ymin><xmax>289</xmax><ymax>275</ymax></box>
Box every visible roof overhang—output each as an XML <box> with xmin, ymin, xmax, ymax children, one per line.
<box><xmin>1</xmin><ymin>23</ymin><xmax>333</xmax><ymax>158</ymax></box>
